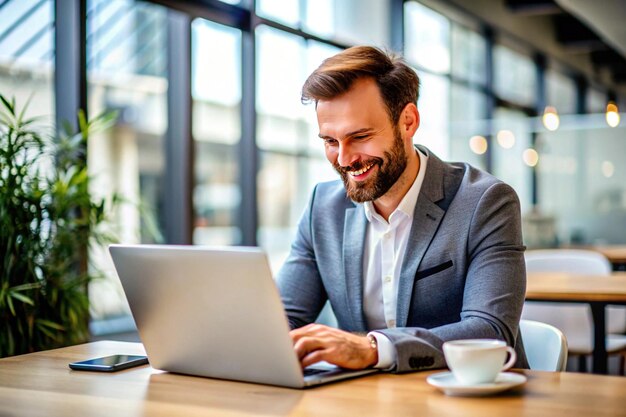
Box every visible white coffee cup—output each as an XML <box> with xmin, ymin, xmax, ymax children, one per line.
<box><xmin>442</xmin><ymin>339</ymin><xmax>516</xmax><ymax>385</ymax></box>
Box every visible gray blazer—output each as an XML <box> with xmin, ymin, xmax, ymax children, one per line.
<box><xmin>277</xmin><ymin>146</ymin><xmax>528</xmax><ymax>372</ymax></box>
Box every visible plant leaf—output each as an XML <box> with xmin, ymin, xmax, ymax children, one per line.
<box><xmin>16</xmin><ymin>93</ymin><xmax>34</xmax><ymax>126</ymax></box>
<box><xmin>35</xmin><ymin>319</ymin><xmax>65</xmax><ymax>331</ymax></box>
<box><xmin>6</xmin><ymin>295</ymin><xmax>15</xmax><ymax>316</ymax></box>
<box><xmin>9</xmin><ymin>291</ymin><xmax>34</xmax><ymax>306</ymax></box>
<box><xmin>0</xmin><ymin>94</ymin><xmax>14</xmax><ymax>116</ymax></box>
<box><xmin>10</xmin><ymin>282</ymin><xmax>41</xmax><ymax>292</ymax></box>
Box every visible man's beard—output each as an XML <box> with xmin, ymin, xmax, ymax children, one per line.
<box><xmin>333</xmin><ymin>130</ymin><xmax>408</xmax><ymax>203</ymax></box>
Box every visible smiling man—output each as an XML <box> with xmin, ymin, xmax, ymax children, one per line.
<box><xmin>277</xmin><ymin>46</ymin><xmax>528</xmax><ymax>372</ymax></box>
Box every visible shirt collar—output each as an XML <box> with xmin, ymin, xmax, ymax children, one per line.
<box><xmin>363</xmin><ymin>148</ymin><xmax>429</xmax><ymax>224</ymax></box>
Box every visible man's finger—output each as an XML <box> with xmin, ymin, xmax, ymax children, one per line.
<box><xmin>293</xmin><ymin>336</ymin><xmax>325</xmax><ymax>359</ymax></box>
<box><xmin>289</xmin><ymin>323</ymin><xmax>329</xmax><ymax>343</ymax></box>
<box><xmin>301</xmin><ymin>350</ymin><xmax>328</xmax><ymax>368</ymax></box>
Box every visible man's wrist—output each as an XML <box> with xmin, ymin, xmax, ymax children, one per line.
<box><xmin>367</xmin><ymin>332</ymin><xmax>395</xmax><ymax>369</ymax></box>
<box><xmin>365</xmin><ymin>334</ymin><xmax>379</xmax><ymax>367</ymax></box>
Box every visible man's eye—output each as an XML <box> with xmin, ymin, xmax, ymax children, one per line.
<box><xmin>353</xmin><ymin>135</ymin><xmax>369</xmax><ymax>140</ymax></box>
<box><xmin>324</xmin><ymin>139</ymin><xmax>338</xmax><ymax>146</ymax></box>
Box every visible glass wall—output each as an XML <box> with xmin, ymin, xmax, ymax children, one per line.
<box><xmin>538</xmin><ymin>122</ymin><xmax>626</xmax><ymax>246</ymax></box>
<box><xmin>449</xmin><ymin>21</ymin><xmax>489</xmax><ymax>170</ymax></box>
<box><xmin>405</xmin><ymin>1</ymin><xmax>450</xmax><ymax>75</ymax></box>
<box><xmin>546</xmin><ymin>69</ymin><xmax>577</xmax><ymax>115</ymax></box>
<box><xmin>405</xmin><ymin>2</ymin><xmax>493</xmax><ymax>166</ymax></box>
<box><xmin>254</xmin><ymin>0</ymin><xmax>395</xmax><ymax>270</ymax></box>
<box><xmin>492</xmin><ymin>43</ymin><xmax>539</xmax><ymax>219</ymax></box>
<box><xmin>191</xmin><ymin>18</ymin><xmax>242</xmax><ymax>246</ymax></box>
<box><xmin>450</xmin><ymin>84</ymin><xmax>487</xmax><ymax>169</ymax></box>
<box><xmin>28</xmin><ymin>0</ymin><xmax>626</xmax><ymax>336</ymax></box>
<box><xmin>450</xmin><ymin>24</ymin><xmax>487</xmax><ymax>86</ymax></box>
<box><xmin>494</xmin><ymin>44</ymin><xmax>537</xmax><ymax>107</ymax></box>
<box><xmin>534</xmin><ymin>70</ymin><xmax>625</xmax><ymax>246</ymax></box>
<box><xmin>403</xmin><ymin>2</ymin><xmax>626</xmax><ymax>250</ymax></box>
<box><xmin>257</xmin><ymin>0</ymin><xmax>391</xmax><ymax>46</ymax></box>
<box><xmin>0</xmin><ymin>0</ymin><xmax>55</xmax><ymax>122</ymax></box>
<box><xmin>588</xmin><ymin>87</ymin><xmax>607</xmax><ymax>114</ymax></box>
<box><xmin>416</xmin><ymin>72</ymin><xmax>450</xmax><ymax>158</ymax></box>
<box><xmin>86</xmin><ymin>0</ymin><xmax>168</xmax><ymax>321</ymax></box>
<box><xmin>404</xmin><ymin>2</ymin><xmax>451</xmax><ymax>159</ymax></box>
<box><xmin>492</xmin><ymin>107</ymin><xmax>533</xmax><ymax>213</ymax></box>
<box><xmin>255</xmin><ymin>25</ymin><xmax>339</xmax><ymax>270</ymax></box>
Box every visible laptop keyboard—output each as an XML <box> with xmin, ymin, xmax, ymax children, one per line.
<box><xmin>303</xmin><ymin>368</ymin><xmax>330</xmax><ymax>376</ymax></box>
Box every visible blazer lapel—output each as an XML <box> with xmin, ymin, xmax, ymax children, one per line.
<box><xmin>396</xmin><ymin>147</ymin><xmax>447</xmax><ymax>327</ymax></box>
<box><xmin>343</xmin><ymin>205</ymin><xmax>368</xmax><ymax>332</ymax></box>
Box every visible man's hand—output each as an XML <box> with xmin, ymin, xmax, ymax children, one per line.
<box><xmin>289</xmin><ymin>324</ymin><xmax>378</xmax><ymax>369</ymax></box>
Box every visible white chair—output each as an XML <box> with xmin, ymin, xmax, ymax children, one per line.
<box><xmin>520</xmin><ymin>319</ymin><xmax>568</xmax><ymax>371</ymax></box>
<box><xmin>522</xmin><ymin>249</ymin><xmax>626</xmax><ymax>373</ymax></box>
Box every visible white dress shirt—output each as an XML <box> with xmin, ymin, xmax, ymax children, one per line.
<box><xmin>362</xmin><ymin>149</ymin><xmax>428</xmax><ymax>368</ymax></box>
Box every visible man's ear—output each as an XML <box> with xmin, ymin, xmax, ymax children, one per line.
<box><xmin>399</xmin><ymin>103</ymin><xmax>420</xmax><ymax>141</ymax></box>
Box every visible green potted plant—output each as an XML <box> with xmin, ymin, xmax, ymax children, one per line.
<box><xmin>0</xmin><ymin>95</ymin><xmax>117</xmax><ymax>357</ymax></box>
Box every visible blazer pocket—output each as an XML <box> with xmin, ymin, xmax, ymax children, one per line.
<box><xmin>415</xmin><ymin>260</ymin><xmax>453</xmax><ymax>280</ymax></box>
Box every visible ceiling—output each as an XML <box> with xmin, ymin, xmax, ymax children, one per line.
<box><xmin>504</xmin><ymin>0</ymin><xmax>626</xmax><ymax>85</ymax></box>
<box><xmin>555</xmin><ymin>0</ymin><xmax>626</xmax><ymax>58</ymax></box>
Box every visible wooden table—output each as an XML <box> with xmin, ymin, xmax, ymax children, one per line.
<box><xmin>2</xmin><ymin>341</ymin><xmax>626</xmax><ymax>417</ymax></box>
<box><xmin>526</xmin><ymin>271</ymin><xmax>626</xmax><ymax>374</ymax></box>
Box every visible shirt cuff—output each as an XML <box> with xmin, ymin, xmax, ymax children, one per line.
<box><xmin>368</xmin><ymin>331</ymin><xmax>396</xmax><ymax>370</ymax></box>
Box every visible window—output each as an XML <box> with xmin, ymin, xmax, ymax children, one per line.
<box><xmin>588</xmin><ymin>87</ymin><xmax>607</xmax><ymax>114</ymax></box>
<box><xmin>415</xmin><ymin>72</ymin><xmax>450</xmax><ymax>159</ymax></box>
<box><xmin>192</xmin><ymin>18</ymin><xmax>242</xmax><ymax>246</ymax></box>
<box><xmin>86</xmin><ymin>0</ymin><xmax>168</xmax><ymax>320</ymax></box>
<box><xmin>492</xmin><ymin>107</ymin><xmax>532</xmax><ymax>214</ymax></box>
<box><xmin>538</xmin><ymin>122</ymin><xmax>626</xmax><ymax>245</ymax></box>
<box><xmin>537</xmin><ymin>83</ymin><xmax>625</xmax><ymax>245</ymax></box>
<box><xmin>257</xmin><ymin>0</ymin><xmax>391</xmax><ymax>46</ymax></box>
<box><xmin>256</xmin><ymin>26</ymin><xmax>338</xmax><ymax>270</ymax></box>
<box><xmin>451</xmin><ymin>24</ymin><xmax>487</xmax><ymax>86</ymax></box>
<box><xmin>450</xmin><ymin>83</ymin><xmax>487</xmax><ymax>169</ymax></box>
<box><xmin>256</xmin><ymin>26</ymin><xmax>307</xmax><ymax>154</ymax></box>
<box><xmin>494</xmin><ymin>44</ymin><xmax>536</xmax><ymax>107</ymax></box>
<box><xmin>256</xmin><ymin>0</ymin><xmax>299</xmax><ymax>27</ymax></box>
<box><xmin>546</xmin><ymin>69</ymin><xmax>576</xmax><ymax>115</ymax></box>
<box><xmin>303</xmin><ymin>0</ymin><xmax>390</xmax><ymax>46</ymax></box>
<box><xmin>0</xmin><ymin>0</ymin><xmax>55</xmax><ymax>122</ymax></box>
<box><xmin>404</xmin><ymin>1</ymin><xmax>450</xmax><ymax>74</ymax></box>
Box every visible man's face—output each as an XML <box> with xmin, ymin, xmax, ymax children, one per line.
<box><xmin>316</xmin><ymin>78</ymin><xmax>409</xmax><ymax>203</ymax></box>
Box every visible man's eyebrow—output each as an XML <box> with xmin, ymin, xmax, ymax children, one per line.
<box><xmin>318</xmin><ymin>128</ymin><xmax>376</xmax><ymax>140</ymax></box>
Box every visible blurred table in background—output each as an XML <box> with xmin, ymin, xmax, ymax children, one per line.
<box><xmin>526</xmin><ymin>272</ymin><xmax>626</xmax><ymax>374</ymax></box>
<box><xmin>589</xmin><ymin>246</ymin><xmax>626</xmax><ymax>271</ymax></box>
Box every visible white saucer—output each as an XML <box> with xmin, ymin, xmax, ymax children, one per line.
<box><xmin>426</xmin><ymin>371</ymin><xmax>527</xmax><ymax>397</ymax></box>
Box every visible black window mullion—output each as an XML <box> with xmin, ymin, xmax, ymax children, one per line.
<box><xmin>55</xmin><ymin>0</ymin><xmax>87</xmax><ymax>134</ymax></box>
<box><xmin>239</xmin><ymin>18</ymin><xmax>258</xmax><ymax>246</ymax></box>
<box><xmin>532</xmin><ymin>53</ymin><xmax>546</xmax><ymax>208</ymax></box>
<box><xmin>390</xmin><ymin>0</ymin><xmax>404</xmax><ymax>51</ymax></box>
<box><xmin>164</xmin><ymin>9</ymin><xmax>193</xmax><ymax>244</ymax></box>
<box><xmin>483</xmin><ymin>26</ymin><xmax>494</xmax><ymax>174</ymax></box>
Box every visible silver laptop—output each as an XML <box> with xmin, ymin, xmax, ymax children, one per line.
<box><xmin>109</xmin><ymin>244</ymin><xmax>377</xmax><ymax>388</ymax></box>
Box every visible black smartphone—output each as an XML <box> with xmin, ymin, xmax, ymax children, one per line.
<box><xmin>69</xmin><ymin>354</ymin><xmax>149</xmax><ymax>372</ymax></box>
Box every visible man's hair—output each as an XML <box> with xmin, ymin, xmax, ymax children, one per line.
<box><xmin>301</xmin><ymin>46</ymin><xmax>420</xmax><ymax>124</ymax></box>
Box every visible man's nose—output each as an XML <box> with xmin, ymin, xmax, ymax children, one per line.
<box><xmin>337</xmin><ymin>143</ymin><xmax>358</xmax><ymax>168</ymax></box>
